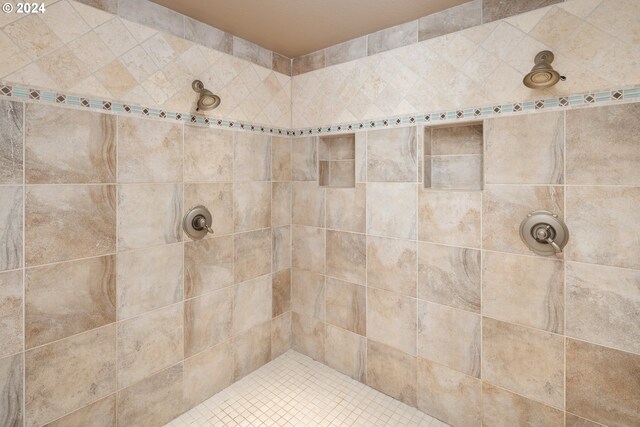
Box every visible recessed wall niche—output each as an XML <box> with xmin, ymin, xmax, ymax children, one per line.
<box><xmin>319</xmin><ymin>134</ymin><xmax>356</xmax><ymax>188</ymax></box>
<box><xmin>424</xmin><ymin>123</ymin><xmax>483</xmax><ymax>190</ymax></box>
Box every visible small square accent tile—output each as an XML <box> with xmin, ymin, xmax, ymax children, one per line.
<box><xmin>190</xmin><ymin>115</ymin><xmax>196</xmax><ymax>122</ymax></box>
<box><xmin>493</xmin><ymin>105</ymin><xmax>501</xmax><ymax>113</ymax></box>
<box><xmin>535</xmin><ymin>100</ymin><xmax>544</xmax><ymax>109</ymax></box>
<box><xmin>439</xmin><ymin>112</ymin><xmax>446</xmax><ymax>120</ymax></box>
<box><xmin>102</xmin><ymin>101</ymin><xmax>111</xmax><ymax>110</ymax></box>
<box><xmin>559</xmin><ymin>97</ymin><xmax>569</xmax><ymax>107</ymax></box>
<box><xmin>55</xmin><ymin>94</ymin><xmax>65</xmax><ymax>103</ymax></box>
<box><xmin>81</xmin><ymin>98</ymin><xmax>90</xmax><ymax>107</ymax></box>
<box><xmin>456</xmin><ymin>110</ymin><xmax>463</xmax><ymax>118</ymax></box>
<box><xmin>612</xmin><ymin>90</ymin><xmax>623</xmax><ymax>100</ymax></box>
<box><xmin>474</xmin><ymin>109</ymin><xmax>481</xmax><ymax>116</ymax></box>
<box><xmin>584</xmin><ymin>94</ymin><xmax>595</xmax><ymax>103</ymax></box>
<box><xmin>160</xmin><ymin>111</ymin><xmax>166</xmax><ymax>118</ymax></box>
<box><xmin>29</xmin><ymin>89</ymin><xmax>40</xmax><ymax>100</ymax></box>
<box><xmin>513</xmin><ymin>103</ymin><xmax>522</xmax><ymax>112</ymax></box>
<box><xmin>142</xmin><ymin>108</ymin><xmax>150</xmax><ymax>115</ymax></box>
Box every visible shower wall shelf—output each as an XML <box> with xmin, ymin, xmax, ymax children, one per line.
<box><xmin>318</xmin><ymin>133</ymin><xmax>356</xmax><ymax>188</ymax></box>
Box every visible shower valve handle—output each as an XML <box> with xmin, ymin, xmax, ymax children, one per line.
<box><xmin>193</xmin><ymin>215</ymin><xmax>214</xmax><ymax>234</ymax></box>
<box><xmin>534</xmin><ymin>224</ymin><xmax>562</xmax><ymax>254</ymax></box>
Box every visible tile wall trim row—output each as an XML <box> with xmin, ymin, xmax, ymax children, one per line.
<box><xmin>3</xmin><ymin>81</ymin><xmax>639</xmax><ymax>139</ymax></box>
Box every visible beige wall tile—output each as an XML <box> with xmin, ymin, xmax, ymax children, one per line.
<box><xmin>26</xmin><ymin>185</ymin><xmax>115</xmax><ymax>266</ymax></box>
<box><xmin>485</xmin><ymin>112</ymin><xmax>564</xmax><ymax>184</ymax></box>
<box><xmin>45</xmin><ymin>395</ymin><xmax>115</xmax><ymax>427</ymax></box>
<box><xmin>117</xmin><ymin>183</ymin><xmax>181</xmax><ymax>251</ymax></box>
<box><xmin>184</xmin><ymin>341</ymin><xmax>233</xmax><ymax>408</ymax></box>
<box><xmin>0</xmin><ymin>353</ymin><xmax>23</xmax><ymax>427</ymax></box>
<box><xmin>325</xmin><ymin>37</ymin><xmax>366</xmax><ymax>67</ymax></box>
<box><xmin>418</xmin><ymin>243</ymin><xmax>480</xmax><ymax>313</ymax></box>
<box><xmin>0</xmin><ymin>100</ymin><xmax>23</xmax><ymax>185</ymax></box>
<box><xmin>117</xmin><ymin>243</ymin><xmax>183</xmax><ymax>320</ymax></box>
<box><xmin>566</xmin><ymin>338</ymin><xmax>640</xmax><ymax>426</ymax></box>
<box><xmin>184</xmin><ymin>235</ymin><xmax>233</xmax><ymax>298</ymax></box>
<box><xmin>292</xmin><ymin>50</ymin><xmax>325</xmax><ymax>76</ymax></box>
<box><xmin>25</xmin><ymin>325</ymin><xmax>116</xmax><ymax>427</ymax></box>
<box><xmin>292</xmin><ymin>225</ymin><xmax>325</xmax><ymax>274</ymax></box>
<box><xmin>482</xmin><ymin>318</ymin><xmax>564</xmax><ymax>408</ymax></box>
<box><xmin>291</xmin><ymin>268</ymin><xmax>325</xmax><ymax>321</ymax></box>
<box><xmin>234</xmin><ymin>181</ymin><xmax>271</xmax><ymax>232</ymax></box>
<box><xmin>366</xmin><ymin>340</ymin><xmax>416</xmax><ymax>406</ymax></box>
<box><xmin>25</xmin><ymin>256</ymin><xmax>116</xmax><ymax>349</ymax></box>
<box><xmin>234</xmin><ymin>229</ymin><xmax>271</xmax><ymax>283</ymax></box>
<box><xmin>117</xmin><ymin>304</ymin><xmax>183</xmax><ymax>388</ymax></box>
<box><xmin>185</xmin><ymin>288</ymin><xmax>232</xmax><ymax>358</ymax></box>
<box><xmin>291</xmin><ymin>137</ymin><xmax>317</xmax><ymax>181</ymax></box>
<box><xmin>4</xmin><ymin>14</ymin><xmax>63</xmax><ymax>60</ymax></box>
<box><xmin>566</xmin><ymin>262</ymin><xmax>640</xmax><ymax>354</ymax></box>
<box><xmin>272</xmin><ymin>269</ymin><xmax>291</xmax><ymax>318</ymax></box>
<box><xmin>117</xmin><ymin>116</ymin><xmax>182</xmax><ymax>183</ymax></box>
<box><xmin>566</xmin><ymin>186</ymin><xmax>640</xmax><ymax>269</ymax></box>
<box><xmin>567</xmin><ymin>104</ymin><xmax>640</xmax><ymax>185</ymax></box>
<box><xmin>367</xmin><ymin>288</ymin><xmax>416</xmax><ymax>355</ymax></box>
<box><xmin>116</xmin><ymin>363</ymin><xmax>183</xmax><ymax>427</ymax></box>
<box><xmin>483</xmin><ymin>0</ymin><xmax>561</xmax><ymax>23</ymax></box>
<box><xmin>232</xmin><ymin>37</ymin><xmax>272</xmax><ymax>68</ymax></box>
<box><xmin>325</xmin><ymin>277</ymin><xmax>365</xmax><ymax>336</ymax></box>
<box><xmin>272</xmin><ymin>52</ymin><xmax>291</xmax><ymax>75</ymax></box>
<box><xmin>416</xmin><ymin>358</ymin><xmax>481</xmax><ymax>427</ymax></box>
<box><xmin>0</xmin><ymin>186</ymin><xmax>23</xmax><ymax>272</ymax></box>
<box><xmin>483</xmin><ymin>251</ymin><xmax>564</xmax><ymax>333</ymax></box>
<box><xmin>418</xmin><ymin>0</ymin><xmax>481</xmax><ymax>41</ymax></box>
<box><xmin>233</xmin><ymin>275</ymin><xmax>272</xmax><ymax>336</ymax></box>
<box><xmin>325</xmin><ymin>325</ymin><xmax>366</xmax><ymax>382</ymax></box>
<box><xmin>367</xmin><ymin>236</ymin><xmax>416</xmax><ymax>297</ymax></box>
<box><xmin>271</xmin><ymin>312</ymin><xmax>292</xmax><ymax>359</ymax></box>
<box><xmin>326</xmin><ymin>184</ymin><xmax>366</xmax><ymax>233</ymax></box>
<box><xmin>273</xmin><ymin>226</ymin><xmax>291</xmax><ymax>273</ymax></box>
<box><xmin>292</xmin><ymin>181</ymin><xmax>325</xmax><ymax>227</ymax></box>
<box><xmin>355</xmin><ymin>133</ymin><xmax>366</xmax><ymax>183</ymax></box>
<box><xmin>367</xmin><ymin>183</ymin><xmax>417</xmax><ymax>240</ymax></box>
<box><xmin>482</xmin><ymin>382</ymin><xmax>564</xmax><ymax>427</ymax></box>
<box><xmin>291</xmin><ymin>312</ymin><xmax>325</xmax><ymax>362</ymax></box>
<box><xmin>430</xmin><ymin>155</ymin><xmax>483</xmax><ymax>190</ymax></box>
<box><xmin>184</xmin><ymin>183</ymin><xmax>233</xmax><ymax>236</ymax></box>
<box><xmin>233</xmin><ymin>321</ymin><xmax>271</xmax><ymax>379</ymax></box>
<box><xmin>184</xmin><ymin>127</ymin><xmax>233</xmax><ymax>182</ymax></box>
<box><xmin>418</xmin><ymin>190</ymin><xmax>481</xmax><ymax>248</ymax></box>
<box><xmin>417</xmin><ymin>301</ymin><xmax>480</xmax><ymax>377</ymax></box>
<box><xmin>272</xmin><ymin>137</ymin><xmax>292</xmax><ymax>181</ymax></box>
<box><xmin>234</xmin><ymin>133</ymin><xmax>271</xmax><ymax>181</ymax></box>
<box><xmin>367</xmin><ymin>20</ymin><xmax>417</xmax><ymax>56</ymax></box>
<box><xmin>565</xmin><ymin>413</ymin><xmax>603</xmax><ymax>427</ymax></box>
<box><xmin>0</xmin><ymin>270</ymin><xmax>23</xmax><ymax>358</ymax></box>
<box><xmin>367</xmin><ymin>127</ymin><xmax>417</xmax><ymax>182</ymax></box>
<box><xmin>482</xmin><ymin>185</ymin><xmax>563</xmax><ymax>255</ymax></box>
<box><xmin>119</xmin><ymin>0</ymin><xmax>183</xmax><ymax>37</ymax></box>
<box><xmin>326</xmin><ymin>231</ymin><xmax>366</xmax><ymax>285</ymax></box>
<box><xmin>272</xmin><ymin>182</ymin><xmax>292</xmax><ymax>227</ymax></box>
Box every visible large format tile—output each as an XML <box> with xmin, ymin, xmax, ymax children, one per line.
<box><xmin>25</xmin><ymin>104</ymin><xmax>115</xmax><ymax>184</ymax></box>
<box><xmin>184</xmin><ymin>127</ymin><xmax>233</xmax><ymax>182</ymax></box>
<box><xmin>483</xmin><ymin>251</ymin><xmax>564</xmax><ymax>333</ymax></box>
<box><xmin>185</xmin><ymin>288</ymin><xmax>233</xmax><ymax>358</ymax></box>
<box><xmin>291</xmin><ymin>137</ymin><xmax>317</xmax><ymax>181</ymax></box>
<box><xmin>325</xmin><ymin>277</ymin><xmax>365</xmax><ymax>336</ymax></box>
<box><xmin>184</xmin><ymin>235</ymin><xmax>233</xmax><ymax>298</ymax></box>
<box><xmin>566</xmin><ymin>262</ymin><xmax>640</xmax><ymax>354</ymax></box>
<box><xmin>25</xmin><ymin>255</ymin><xmax>116</xmax><ymax>349</ymax></box>
<box><xmin>417</xmin><ymin>301</ymin><xmax>480</xmax><ymax>377</ymax></box>
<box><xmin>271</xmin><ymin>312</ymin><xmax>291</xmax><ymax>359</ymax></box>
<box><xmin>0</xmin><ymin>100</ymin><xmax>23</xmax><ymax>184</ymax></box>
<box><xmin>234</xmin><ymin>229</ymin><xmax>271</xmax><ymax>283</ymax></box>
<box><xmin>273</xmin><ymin>226</ymin><xmax>291</xmax><ymax>272</ymax></box>
<box><xmin>567</xmin><ymin>104</ymin><xmax>640</xmax><ymax>185</ymax></box>
<box><xmin>44</xmin><ymin>395</ymin><xmax>115</xmax><ymax>427</ymax></box>
<box><xmin>184</xmin><ymin>183</ymin><xmax>233</xmax><ymax>236</ymax></box>
<box><xmin>566</xmin><ymin>339</ymin><xmax>640</xmax><ymax>426</ymax></box>
<box><xmin>483</xmin><ymin>185</ymin><xmax>563</xmax><ymax>255</ymax></box>
<box><xmin>234</xmin><ymin>181</ymin><xmax>271</xmax><ymax>232</ymax></box>
<box><xmin>116</xmin><ymin>364</ymin><xmax>183</xmax><ymax>427</ymax></box>
<box><xmin>233</xmin><ymin>321</ymin><xmax>271</xmax><ymax>379</ymax></box>
<box><xmin>292</xmin><ymin>181</ymin><xmax>325</xmax><ymax>227</ymax></box>
<box><xmin>117</xmin><ymin>304</ymin><xmax>183</xmax><ymax>389</ymax></box>
<box><xmin>234</xmin><ymin>133</ymin><xmax>271</xmax><ymax>181</ymax></box>
<box><xmin>326</xmin><ymin>184</ymin><xmax>366</xmax><ymax>233</ymax></box>
<box><xmin>326</xmin><ymin>231</ymin><xmax>366</xmax><ymax>285</ymax></box>
<box><xmin>0</xmin><ymin>270</ymin><xmax>22</xmax><ymax>358</ymax></box>
<box><xmin>367</xmin><ymin>288</ymin><xmax>416</xmax><ymax>355</ymax></box>
<box><xmin>416</xmin><ymin>358</ymin><xmax>481</xmax><ymax>427</ymax></box>
<box><xmin>291</xmin><ymin>312</ymin><xmax>325</xmax><ymax>362</ymax></box>
<box><xmin>483</xmin><ymin>0</ymin><xmax>562</xmax><ymax>22</ymax></box>
<box><xmin>418</xmin><ymin>0</ymin><xmax>481</xmax><ymax>41</ymax></box>
<box><xmin>418</xmin><ymin>243</ymin><xmax>480</xmax><ymax>313</ymax></box>
<box><xmin>418</xmin><ymin>190</ymin><xmax>481</xmax><ymax>248</ymax></box>
<box><xmin>117</xmin><ymin>116</ymin><xmax>182</xmax><ymax>183</ymax></box>
<box><xmin>0</xmin><ymin>186</ymin><xmax>22</xmax><ymax>272</ymax></box>
<box><xmin>291</xmin><ymin>225</ymin><xmax>325</xmax><ymax>274</ymax></box>
<box><xmin>291</xmin><ymin>269</ymin><xmax>325</xmax><ymax>321</ymax></box>
<box><xmin>485</xmin><ymin>111</ymin><xmax>564</xmax><ymax>184</ymax></box>
<box><xmin>566</xmin><ymin>186</ymin><xmax>640</xmax><ymax>269</ymax></box>
<box><xmin>25</xmin><ymin>325</ymin><xmax>116</xmax><ymax>427</ymax></box>
<box><xmin>117</xmin><ymin>183</ymin><xmax>181</xmax><ymax>251</ymax></box>
<box><xmin>367</xmin><ymin>183</ymin><xmax>417</xmax><ymax>240</ymax></box>
<box><xmin>272</xmin><ymin>182</ymin><xmax>291</xmax><ymax>227</ymax></box>
<box><xmin>482</xmin><ymin>318</ymin><xmax>564</xmax><ymax>408</ymax></box>
<box><xmin>233</xmin><ymin>275</ymin><xmax>272</xmax><ymax>336</ymax></box>
<box><xmin>482</xmin><ymin>382</ymin><xmax>564</xmax><ymax>427</ymax></box>
<box><xmin>367</xmin><ymin>127</ymin><xmax>417</xmax><ymax>182</ymax></box>
<box><xmin>272</xmin><ymin>269</ymin><xmax>291</xmax><ymax>318</ymax></box>
<box><xmin>26</xmin><ymin>185</ymin><xmax>115</xmax><ymax>266</ymax></box>
<box><xmin>325</xmin><ymin>37</ymin><xmax>366</xmax><ymax>66</ymax></box>
<box><xmin>430</xmin><ymin>155</ymin><xmax>483</xmax><ymax>190</ymax></box>
<box><xmin>367</xmin><ymin>20</ymin><xmax>417</xmax><ymax>55</ymax></box>
<box><xmin>0</xmin><ymin>354</ymin><xmax>23</xmax><ymax>427</ymax></box>
<box><xmin>367</xmin><ymin>236</ymin><xmax>416</xmax><ymax>297</ymax></box>
<box><xmin>271</xmin><ymin>136</ymin><xmax>291</xmax><ymax>181</ymax></box>
<box><xmin>184</xmin><ymin>341</ymin><xmax>233</xmax><ymax>408</ymax></box>
<box><xmin>366</xmin><ymin>340</ymin><xmax>416</xmax><ymax>406</ymax></box>
<box><xmin>325</xmin><ymin>325</ymin><xmax>366</xmax><ymax>382</ymax></box>
<box><xmin>117</xmin><ymin>243</ymin><xmax>183</xmax><ymax>320</ymax></box>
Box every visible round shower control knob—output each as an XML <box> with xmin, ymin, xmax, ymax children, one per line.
<box><xmin>183</xmin><ymin>205</ymin><xmax>214</xmax><ymax>240</ymax></box>
<box><xmin>519</xmin><ymin>210</ymin><xmax>569</xmax><ymax>256</ymax></box>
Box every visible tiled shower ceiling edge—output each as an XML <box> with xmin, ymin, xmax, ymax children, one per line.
<box><xmin>1</xmin><ymin>81</ymin><xmax>638</xmax><ymax>137</ymax></box>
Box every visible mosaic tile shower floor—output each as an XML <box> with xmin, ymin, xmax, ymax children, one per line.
<box><xmin>166</xmin><ymin>350</ymin><xmax>447</xmax><ymax>426</ymax></box>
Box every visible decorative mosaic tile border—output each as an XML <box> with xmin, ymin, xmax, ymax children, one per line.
<box><xmin>1</xmin><ymin>82</ymin><xmax>639</xmax><ymax>138</ymax></box>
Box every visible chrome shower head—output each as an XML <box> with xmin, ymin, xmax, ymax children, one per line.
<box><xmin>523</xmin><ymin>51</ymin><xmax>562</xmax><ymax>89</ymax></box>
<box><xmin>192</xmin><ymin>80</ymin><xmax>221</xmax><ymax>111</ymax></box>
